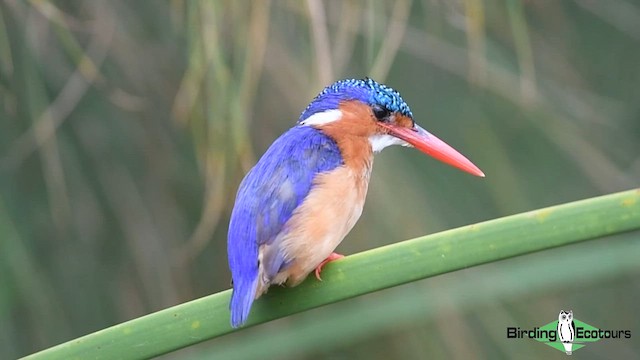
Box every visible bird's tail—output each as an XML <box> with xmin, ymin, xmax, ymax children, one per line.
<box><xmin>230</xmin><ymin>275</ymin><xmax>258</xmax><ymax>328</ymax></box>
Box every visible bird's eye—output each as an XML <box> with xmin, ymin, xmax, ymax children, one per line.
<box><xmin>372</xmin><ymin>105</ymin><xmax>390</xmax><ymax>121</ymax></box>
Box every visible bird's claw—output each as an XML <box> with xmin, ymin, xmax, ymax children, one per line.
<box><xmin>314</xmin><ymin>252</ymin><xmax>345</xmax><ymax>281</ymax></box>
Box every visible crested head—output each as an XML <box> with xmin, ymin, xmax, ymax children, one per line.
<box><xmin>298</xmin><ymin>78</ymin><xmax>413</xmax><ymax>123</ymax></box>
<box><xmin>295</xmin><ymin>78</ymin><xmax>485</xmax><ymax>177</ymax></box>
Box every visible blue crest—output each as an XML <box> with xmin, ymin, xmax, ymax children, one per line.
<box><xmin>298</xmin><ymin>78</ymin><xmax>413</xmax><ymax>122</ymax></box>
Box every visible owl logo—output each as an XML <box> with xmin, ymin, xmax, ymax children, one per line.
<box><xmin>557</xmin><ymin>310</ymin><xmax>576</xmax><ymax>355</ymax></box>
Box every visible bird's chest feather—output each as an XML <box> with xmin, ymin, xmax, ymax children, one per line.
<box><xmin>268</xmin><ymin>163</ymin><xmax>372</xmax><ymax>285</ymax></box>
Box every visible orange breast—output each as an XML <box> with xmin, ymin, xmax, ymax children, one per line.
<box><xmin>257</xmin><ymin>162</ymin><xmax>371</xmax><ymax>293</ymax></box>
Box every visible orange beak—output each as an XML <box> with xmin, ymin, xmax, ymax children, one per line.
<box><xmin>380</xmin><ymin>123</ymin><xmax>485</xmax><ymax>177</ymax></box>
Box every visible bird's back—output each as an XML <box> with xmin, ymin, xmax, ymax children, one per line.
<box><xmin>227</xmin><ymin>125</ymin><xmax>343</xmax><ymax>327</ymax></box>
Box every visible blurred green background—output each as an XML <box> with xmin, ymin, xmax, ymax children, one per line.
<box><xmin>1</xmin><ymin>0</ymin><xmax>639</xmax><ymax>359</ymax></box>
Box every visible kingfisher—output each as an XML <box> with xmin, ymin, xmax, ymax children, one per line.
<box><xmin>227</xmin><ymin>78</ymin><xmax>484</xmax><ymax>327</ymax></box>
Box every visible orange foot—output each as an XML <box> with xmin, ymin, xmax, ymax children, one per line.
<box><xmin>314</xmin><ymin>252</ymin><xmax>345</xmax><ymax>281</ymax></box>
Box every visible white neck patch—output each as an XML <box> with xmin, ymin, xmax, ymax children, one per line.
<box><xmin>299</xmin><ymin>109</ymin><xmax>342</xmax><ymax>126</ymax></box>
<box><xmin>368</xmin><ymin>134</ymin><xmax>410</xmax><ymax>153</ymax></box>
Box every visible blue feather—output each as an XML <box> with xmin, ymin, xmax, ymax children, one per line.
<box><xmin>228</xmin><ymin>125</ymin><xmax>343</xmax><ymax>327</ymax></box>
<box><xmin>299</xmin><ymin>78</ymin><xmax>413</xmax><ymax>121</ymax></box>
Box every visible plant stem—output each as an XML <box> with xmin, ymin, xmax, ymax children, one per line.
<box><xmin>24</xmin><ymin>189</ymin><xmax>640</xmax><ymax>360</ymax></box>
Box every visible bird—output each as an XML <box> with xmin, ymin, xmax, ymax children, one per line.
<box><xmin>557</xmin><ymin>310</ymin><xmax>575</xmax><ymax>355</ymax></box>
<box><xmin>227</xmin><ymin>78</ymin><xmax>484</xmax><ymax>327</ymax></box>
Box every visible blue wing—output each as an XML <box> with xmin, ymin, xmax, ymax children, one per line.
<box><xmin>228</xmin><ymin>125</ymin><xmax>343</xmax><ymax>327</ymax></box>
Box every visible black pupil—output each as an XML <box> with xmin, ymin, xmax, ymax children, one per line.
<box><xmin>373</xmin><ymin>105</ymin><xmax>390</xmax><ymax>121</ymax></box>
